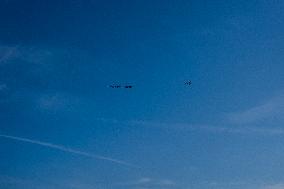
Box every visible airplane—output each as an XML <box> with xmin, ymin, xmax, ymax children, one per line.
<box><xmin>108</xmin><ymin>85</ymin><xmax>133</xmax><ymax>89</ymax></box>
<box><xmin>109</xmin><ymin>81</ymin><xmax>191</xmax><ymax>89</ymax></box>
<box><xmin>185</xmin><ymin>81</ymin><xmax>192</xmax><ymax>85</ymax></box>
<box><xmin>124</xmin><ymin>85</ymin><xmax>133</xmax><ymax>88</ymax></box>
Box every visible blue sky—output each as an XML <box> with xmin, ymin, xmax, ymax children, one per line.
<box><xmin>0</xmin><ymin>0</ymin><xmax>284</xmax><ymax>189</ymax></box>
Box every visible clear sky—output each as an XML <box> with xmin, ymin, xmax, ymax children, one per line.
<box><xmin>0</xmin><ymin>1</ymin><xmax>284</xmax><ymax>189</ymax></box>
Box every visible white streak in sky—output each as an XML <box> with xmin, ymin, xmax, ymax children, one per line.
<box><xmin>0</xmin><ymin>134</ymin><xmax>138</xmax><ymax>168</ymax></box>
<box><xmin>227</xmin><ymin>95</ymin><xmax>284</xmax><ymax>124</ymax></box>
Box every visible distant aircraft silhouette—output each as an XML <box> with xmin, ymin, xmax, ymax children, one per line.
<box><xmin>185</xmin><ymin>81</ymin><xmax>192</xmax><ymax>85</ymax></box>
<box><xmin>108</xmin><ymin>81</ymin><xmax>191</xmax><ymax>89</ymax></box>
<box><xmin>109</xmin><ymin>85</ymin><xmax>133</xmax><ymax>89</ymax></box>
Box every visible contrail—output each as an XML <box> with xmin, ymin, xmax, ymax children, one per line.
<box><xmin>0</xmin><ymin>134</ymin><xmax>138</xmax><ymax>168</ymax></box>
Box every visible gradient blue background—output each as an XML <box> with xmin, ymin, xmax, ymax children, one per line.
<box><xmin>0</xmin><ymin>1</ymin><xmax>284</xmax><ymax>189</ymax></box>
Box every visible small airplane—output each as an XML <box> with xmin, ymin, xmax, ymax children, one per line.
<box><xmin>124</xmin><ymin>85</ymin><xmax>133</xmax><ymax>88</ymax></box>
<box><xmin>185</xmin><ymin>81</ymin><xmax>192</xmax><ymax>85</ymax></box>
<box><xmin>109</xmin><ymin>85</ymin><xmax>133</xmax><ymax>89</ymax></box>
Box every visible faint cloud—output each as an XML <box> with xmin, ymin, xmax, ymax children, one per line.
<box><xmin>0</xmin><ymin>45</ymin><xmax>19</xmax><ymax>64</ymax></box>
<box><xmin>169</xmin><ymin>123</ymin><xmax>284</xmax><ymax>136</ymax></box>
<box><xmin>65</xmin><ymin>182</ymin><xmax>99</xmax><ymax>189</ymax></box>
<box><xmin>262</xmin><ymin>183</ymin><xmax>284</xmax><ymax>189</ymax></box>
<box><xmin>0</xmin><ymin>45</ymin><xmax>53</xmax><ymax>65</ymax></box>
<box><xmin>227</xmin><ymin>95</ymin><xmax>284</xmax><ymax>124</ymax></box>
<box><xmin>98</xmin><ymin>118</ymin><xmax>284</xmax><ymax>136</ymax></box>
<box><xmin>116</xmin><ymin>177</ymin><xmax>176</xmax><ymax>188</ymax></box>
<box><xmin>199</xmin><ymin>180</ymin><xmax>248</xmax><ymax>188</ymax></box>
<box><xmin>36</xmin><ymin>92</ymin><xmax>81</xmax><ymax>113</ymax></box>
<box><xmin>37</xmin><ymin>93</ymin><xmax>70</xmax><ymax>111</ymax></box>
<box><xmin>0</xmin><ymin>134</ymin><xmax>137</xmax><ymax>168</ymax></box>
<box><xmin>220</xmin><ymin>126</ymin><xmax>284</xmax><ymax>135</ymax></box>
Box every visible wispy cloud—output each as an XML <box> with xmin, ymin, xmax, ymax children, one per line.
<box><xmin>227</xmin><ymin>95</ymin><xmax>284</xmax><ymax>124</ymax></box>
<box><xmin>212</xmin><ymin>126</ymin><xmax>284</xmax><ymax>135</ymax></box>
<box><xmin>264</xmin><ymin>184</ymin><xmax>284</xmax><ymax>189</ymax></box>
<box><xmin>98</xmin><ymin>118</ymin><xmax>284</xmax><ymax>136</ymax></box>
<box><xmin>0</xmin><ymin>45</ymin><xmax>19</xmax><ymax>64</ymax></box>
<box><xmin>196</xmin><ymin>180</ymin><xmax>249</xmax><ymax>189</ymax></box>
<box><xmin>143</xmin><ymin>121</ymin><xmax>284</xmax><ymax>136</ymax></box>
<box><xmin>116</xmin><ymin>177</ymin><xmax>176</xmax><ymax>188</ymax></box>
<box><xmin>0</xmin><ymin>45</ymin><xmax>53</xmax><ymax>65</ymax></box>
<box><xmin>98</xmin><ymin>95</ymin><xmax>284</xmax><ymax>136</ymax></box>
<box><xmin>36</xmin><ymin>92</ymin><xmax>79</xmax><ymax>112</ymax></box>
<box><xmin>0</xmin><ymin>134</ymin><xmax>138</xmax><ymax>168</ymax></box>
